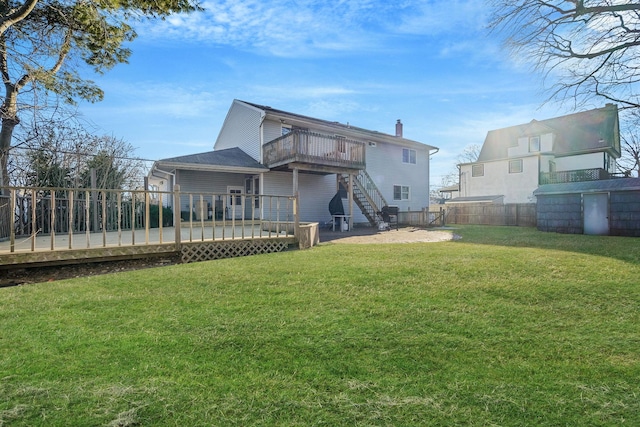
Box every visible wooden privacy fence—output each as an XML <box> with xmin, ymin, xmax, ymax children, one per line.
<box><xmin>444</xmin><ymin>203</ymin><xmax>537</xmax><ymax>227</ymax></box>
<box><xmin>398</xmin><ymin>209</ymin><xmax>446</xmax><ymax>227</ymax></box>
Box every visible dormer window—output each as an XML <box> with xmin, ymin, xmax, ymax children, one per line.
<box><xmin>529</xmin><ymin>136</ymin><xmax>540</xmax><ymax>152</ymax></box>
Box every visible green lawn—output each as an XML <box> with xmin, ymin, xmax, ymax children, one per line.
<box><xmin>1</xmin><ymin>226</ymin><xmax>638</xmax><ymax>426</ymax></box>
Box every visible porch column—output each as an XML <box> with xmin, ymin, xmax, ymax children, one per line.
<box><xmin>293</xmin><ymin>167</ymin><xmax>300</xmax><ymax>238</ymax></box>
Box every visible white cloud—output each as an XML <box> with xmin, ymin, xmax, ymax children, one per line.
<box><xmin>136</xmin><ymin>0</ymin><xmax>487</xmax><ymax>57</ymax></box>
<box><xmin>96</xmin><ymin>81</ymin><xmax>224</xmax><ymax>119</ymax></box>
<box><xmin>246</xmin><ymin>84</ymin><xmax>359</xmax><ymax>102</ymax></box>
<box><xmin>390</xmin><ymin>0</ymin><xmax>488</xmax><ymax>36</ymax></box>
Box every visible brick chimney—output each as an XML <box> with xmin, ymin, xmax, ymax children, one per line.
<box><xmin>395</xmin><ymin>119</ymin><xmax>403</xmax><ymax>137</ymax></box>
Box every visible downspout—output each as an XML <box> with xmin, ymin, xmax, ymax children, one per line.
<box><xmin>429</xmin><ymin>147</ymin><xmax>439</xmax><ymax>207</ymax></box>
<box><xmin>259</xmin><ymin>112</ymin><xmax>266</xmax><ymax>164</ymax></box>
<box><xmin>153</xmin><ymin>165</ymin><xmax>176</xmax><ymax>208</ymax></box>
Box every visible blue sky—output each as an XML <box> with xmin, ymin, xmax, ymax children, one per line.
<box><xmin>78</xmin><ymin>0</ymin><xmax>568</xmax><ymax>188</ymax></box>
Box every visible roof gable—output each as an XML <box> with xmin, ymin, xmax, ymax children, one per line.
<box><xmin>237</xmin><ymin>100</ymin><xmax>435</xmax><ymax>150</ymax></box>
<box><xmin>477</xmin><ymin>104</ymin><xmax>620</xmax><ymax>162</ymax></box>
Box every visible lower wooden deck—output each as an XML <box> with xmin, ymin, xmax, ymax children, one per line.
<box><xmin>0</xmin><ymin>225</ymin><xmax>298</xmax><ymax>268</ymax></box>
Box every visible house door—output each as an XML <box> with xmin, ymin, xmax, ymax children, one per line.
<box><xmin>245</xmin><ymin>176</ymin><xmax>260</xmax><ymax>219</ymax></box>
<box><xmin>227</xmin><ymin>186</ymin><xmax>244</xmax><ymax>220</ymax></box>
<box><xmin>583</xmin><ymin>193</ymin><xmax>609</xmax><ymax>235</ymax></box>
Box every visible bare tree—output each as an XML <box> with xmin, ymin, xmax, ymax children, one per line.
<box><xmin>430</xmin><ymin>143</ymin><xmax>483</xmax><ymax>202</ymax></box>
<box><xmin>620</xmin><ymin>129</ymin><xmax>640</xmax><ymax>178</ymax></box>
<box><xmin>13</xmin><ymin>118</ymin><xmax>146</xmax><ymax>190</ymax></box>
<box><xmin>488</xmin><ymin>1</ymin><xmax>640</xmax><ymax>110</ymax></box>
<box><xmin>458</xmin><ymin>143</ymin><xmax>481</xmax><ymax>164</ymax></box>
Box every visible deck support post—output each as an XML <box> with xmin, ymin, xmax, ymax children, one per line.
<box><xmin>293</xmin><ymin>167</ymin><xmax>300</xmax><ymax>239</ymax></box>
<box><xmin>9</xmin><ymin>188</ymin><xmax>15</xmax><ymax>252</ymax></box>
<box><xmin>173</xmin><ymin>184</ymin><xmax>182</xmax><ymax>252</ymax></box>
<box><xmin>348</xmin><ymin>173</ymin><xmax>354</xmax><ymax>230</ymax></box>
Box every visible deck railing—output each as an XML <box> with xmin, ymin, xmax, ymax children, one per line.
<box><xmin>263</xmin><ymin>129</ymin><xmax>366</xmax><ymax>170</ymax></box>
<box><xmin>539</xmin><ymin>168</ymin><xmax>613</xmax><ymax>185</ymax></box>
<box><xmin>0</xmin><ymin>185</ymin><xmax>297</xmax><ymax>253</ymax></box>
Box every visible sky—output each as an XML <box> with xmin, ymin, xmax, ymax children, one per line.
<box><xmin>76</xmin><ymin>0</ymin><xmax>571</xmax><ymax>190</ymax></box>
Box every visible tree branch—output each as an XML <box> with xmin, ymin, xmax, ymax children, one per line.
<box><xmin>576</xmin><ymin>3</ymin><xmax>640</xmax><ymax>18</ymax></box>
<box><xmin>0</xmin><ymin>0</ymin><xmax>40</xmax><ymax>36</ymax></box>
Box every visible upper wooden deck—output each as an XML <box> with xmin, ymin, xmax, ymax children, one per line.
<box><xmin>263</xmin><ymin>129</ymin><xmax>366</xmax><ymax>174</ymax></box>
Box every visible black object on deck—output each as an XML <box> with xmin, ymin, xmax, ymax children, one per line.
<box><xmin>328</xmin><ymin>192</ymin><xmax>346</xmax><ymax>228</ymax></box>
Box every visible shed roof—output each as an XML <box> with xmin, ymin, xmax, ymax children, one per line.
<box><xmin>534</xmin><ymin>178</ymin><xmax>640</xmax><ymax>195</ymax></box>
<box><xmin>446</xmin><ymin>195</ymin><xmax>504</xmax><ymax>204</ymax></box>
<box><xmin>439</xmin><ymin>184</ymin><xmax>460</xmax><ymax>193</ymax></box>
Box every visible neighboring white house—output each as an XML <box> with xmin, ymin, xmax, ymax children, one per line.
<box><xmin>454</xmin><ymin>104</ymin><xmax>621</xmax><ymax>204</ymax></box>
<box><xmin>150</xmin><ymin>99</ymin><xmax>437</xmax><ymax>226</ymax></box>
<box><xmin>437</xmin><ymin>184</ymin><xmax>459</xmax><ymax>202</ymax></box>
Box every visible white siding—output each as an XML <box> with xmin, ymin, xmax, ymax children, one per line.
<box><xmin>541</xmin><ymin>133</ymin><xmax>553</xmax><ymax>151</ymax></box>
<box><xmin>175</xmin><ymin>170</ymin><xmax>247</xmax><ymax>213</ymax></box>
<box><xmin>214</xmin><ymin>101</ymin><xmax>263</xmax><ymax>160</ymax></box>
<box><xmin>508</xmin><ymin>132</ymin><xmax>553</xmax><ymax>157</ymax></box>
<box><xmin>263</xmin><ymin>172</ymin><xmax>337</xmax><ymax>222</ymax></box>
<box><xmin>554</xmin><ymin>153</ymin><xmax>604</xmax><ymax>171</ymax></box>
<box><xmin>460</xmin><ymin>156</ymin><xmax>539</xmax><ymax>204</ymax></box>
<box><xmin>509</xmin><ymin>137</ymin><xmax>529</xmax><ymax>157</ymax></box>
<box><xmin>263</xmin><ymin>119</ymin><xmax>283</xmax><ymax>145</ymax></box>
<box><xmin>365</xmin><ymin>141</ymin><xmax>430</xmax><ymax>212</ymax></box>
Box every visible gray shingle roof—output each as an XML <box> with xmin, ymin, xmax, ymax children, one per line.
<box><xmin>238</xmin><ymin>100</ymin><xmax>433</xmax><ymax>150</ymax></box>
<box><xmin>446</xmin><ymin>195</ymin><xmax>504</xmax><ymax>203</ymax></box>
<box><xmin>534</xmin><ymin>178</ymin><xmax>640</xmax><ymax>195</ymax></box>
<box><xmin>477</xmin><ymin>104</ymin><xmax>620</xmax><ymax>162</ymax></box>
<box><xmin>157</xmin><ymin>147</ymin><xmax>267</xmax><ymax>170</ymax></box>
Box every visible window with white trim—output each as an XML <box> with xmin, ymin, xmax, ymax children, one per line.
<box><xmin>402</xmin><ymin>148</ymin><xmax>416</xmax><ymax>164</ymax></box>
<box><xmin>529</xmin><ymin>136</ymin><xmax>540</xmax><ymax>152</ymax></box>
<box><xmin>393</xmin><ymin>185</ymin><xmax>410</xmax><ymax>200</ymax></box>
<box><xmin>509</xmin><ymin>159</ymin><xmax>523</xmax><ymax>173</ymax></box>
<box><xmin>472</xmin><ymin>164</ymin><xmax>484</xmax><ymax>177</ymax></box>
<box><xmin>281</xmin><ymin>125</ymin><xmax>292</xmax><ymax>136</ymax></box>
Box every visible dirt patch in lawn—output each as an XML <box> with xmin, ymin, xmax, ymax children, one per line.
<box><xmin>1</xmin><ymin>256</ymin><xmax>179</xmax><ymax>287</ymax></box>
<box><xmin>319</xmin><ymin>226</ymin><xmax>460</xmax><ymax>244</ymax></box>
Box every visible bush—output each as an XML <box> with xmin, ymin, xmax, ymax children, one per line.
<box><xmin>148</xmin><ymin>204</ymin><xmax>173</xmax><ymax>228</ymax></box>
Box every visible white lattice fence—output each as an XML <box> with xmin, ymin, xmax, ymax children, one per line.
<box><xmin>180</xmin><ymin>239</ymin><xmax>292</xmax><ymax>263</ymax></box>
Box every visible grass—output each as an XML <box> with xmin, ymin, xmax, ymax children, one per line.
<box><xmin>0</xmin><ymin>225</ymin><xmax>639</xmax><ymax>426</ymax></box>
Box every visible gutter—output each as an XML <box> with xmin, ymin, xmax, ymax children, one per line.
<box><xmin>155</xmin><ymin>162</ymin><xmax>267</xmax><ymax>174</ymax></box>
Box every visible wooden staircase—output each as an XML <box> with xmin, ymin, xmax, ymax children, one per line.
<box><xmin>339</xmin><ymin>170</ymin><xmax>388</xmax><ymax>227</ymax></box>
